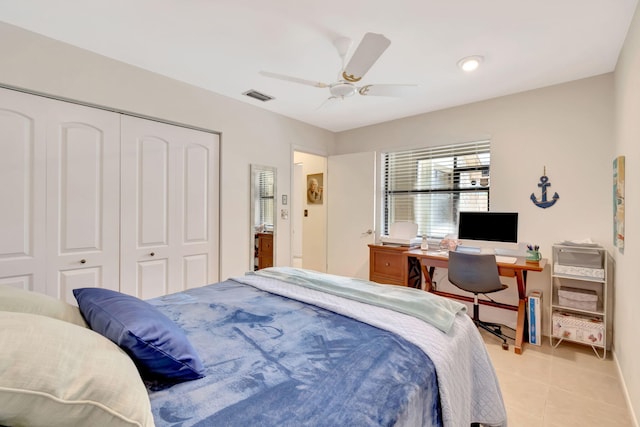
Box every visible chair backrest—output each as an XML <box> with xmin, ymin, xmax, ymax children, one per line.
<box><xmin>448</xmin><ymin>251</ymin><xmax>504</xmax><ymax>294</ymax></box>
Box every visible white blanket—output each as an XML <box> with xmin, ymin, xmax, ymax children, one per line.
<box><xmin>233</xmin><ymin>273</ymin><xmax>507</xmax><ymax>427</ymax></box>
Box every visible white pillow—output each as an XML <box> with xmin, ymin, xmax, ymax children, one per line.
<box><xmin>0</xmin><ymin>284</ymin><xmax>87</xmax><ymax>327</ymax></box>
<box><xmin>0</xmin><ymin>312</ymin><xmax>154</xmax><ymax>427</ymax></box>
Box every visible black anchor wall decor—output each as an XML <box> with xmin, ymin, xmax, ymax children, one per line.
<box><xmin>530</xmin><ymin>167</ymin><xmax>559</xmax><ymax>209</ymax></box>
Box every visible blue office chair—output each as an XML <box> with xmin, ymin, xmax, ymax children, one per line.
<box><xmin>448</xmin><ymin>251</ymin><xmax>511</xmax><ymax>350</ymax></box>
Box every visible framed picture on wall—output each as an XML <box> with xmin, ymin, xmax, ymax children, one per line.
<box><xmin>307</xmin><ymin>173</ymin><xmax>323</xmax><ymax>204</ymax></box>
<box><xmin>613</xmin><ymin>155</ymin><xmax>625</xmax><ymax>252</ymax></box>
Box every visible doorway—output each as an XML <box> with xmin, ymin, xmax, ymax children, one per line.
<box><xmin>292</xmin><ymin>151</ymin><xmax>327</xmax><ymax>272</ymax></box>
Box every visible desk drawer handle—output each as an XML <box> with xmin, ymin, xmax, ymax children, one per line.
<box><xmin>385</xmin><ymin>262</ymin><xmax>390</xmax><ymax>266</ymax></box>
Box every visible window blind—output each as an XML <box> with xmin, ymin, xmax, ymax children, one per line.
<box><xmin>382</xmin><ymin>140</ymin><xmax>491</xmax><ymax>239</ymax></box>
<box><xmin>257</xmin><ymin>170</ymin><xmax>275</xmax><ymax>227</ymax></box>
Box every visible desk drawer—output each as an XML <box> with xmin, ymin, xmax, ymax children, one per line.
<box><xmin>369</xmin><ymin>245</ymin><xmax>406</xmax><ymax>286</ymax></box>
<box><xmin>497</xmin><ymin>266</ymin><xmax>516</xmax><ymax>278</ymax></box>
<box><xmin>372</xmin><ymin>251</ymin><xmax>403</xmax><ymax>276</ymax></box>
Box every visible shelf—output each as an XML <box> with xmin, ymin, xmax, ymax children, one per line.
<box><xmin>550</xmin><ymin>282</ymin><xmax>604</xmax><ymax>316</ymax></box>
<box><xmin>549</xmin><ymin>244</ymin><xmax>611</xmax><ymax>359</ymax></box>
<box><xmin>550</xmin><ymin>302</ymin><xmax>604</xmax><ymax>317</ymax></box>
<box><xmin>551</xmin><ymin>273</ymin><xmax>605</xmax><ymax>283</ymax></box>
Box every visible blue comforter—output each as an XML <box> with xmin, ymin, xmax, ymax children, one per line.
<box><xmin>146</xmin><ymin>279</ymin><xmax>442</xmax><ymax>427</ymax></box>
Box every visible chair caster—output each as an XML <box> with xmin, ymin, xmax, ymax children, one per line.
<box><xmin>501</xmin><ymin>342</ymin><xmax>509</xmax><ymax>351</ymax></box>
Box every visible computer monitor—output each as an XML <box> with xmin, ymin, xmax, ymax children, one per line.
<box><xmin>457</xmin><ymin>212</ymin><xmax>518</xmax><ymax>243</ymax></box>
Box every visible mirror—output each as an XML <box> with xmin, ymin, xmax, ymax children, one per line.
<box><xmin>250</xmin><ymin>164</ymin><xmax>277</xmax><ymax>271</ymax></box>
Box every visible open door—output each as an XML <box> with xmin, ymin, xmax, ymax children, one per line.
<box><xmin>327</xmin><ymin>152</ymin><xmax>376</xmax><ymax>279</ymax></box>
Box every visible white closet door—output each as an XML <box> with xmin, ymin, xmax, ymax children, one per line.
<box><xmin>0</xmin><ymin>88</ymin><xmax>47</xmax><ymax>293</ymax></box>
<box><xmin>120</xmin><ymin>116</ymin><xmax>219</xmax><ymax>299</ymax></box>
<box><xmin>45</xmin><ymin>99</ymin><xmax>121</xmax><ymax>303</ymax></box>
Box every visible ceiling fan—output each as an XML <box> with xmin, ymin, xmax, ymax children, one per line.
<box><xmin>260</xmin><ymin>32</ymin><xmax>417</xmax><ymax>102</ymax></box>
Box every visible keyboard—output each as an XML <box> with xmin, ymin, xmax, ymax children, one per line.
<box><xmin>495</xmin><ymin>255</ymin><xmax>517</xmax><ymax>264</ymax></box>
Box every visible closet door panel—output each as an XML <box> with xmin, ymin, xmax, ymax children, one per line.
<box><xmin>184</xmin><ymin>254</ymin><xmax>208</xmax><ymax>289</ymax></box>
<box><xmin>46</xmin><ymin>100</ymin><xmax>120</xmax><ymax>298</ymax></box>
<box><xmin>0</xmin><ymin>275</ymin><xmax>33</xmax><ymax>291</ymax></box>
<box><xmin>181</xmin><ymin>145</ymin><xmax>211</xmax><ymax>290</ymax></box>
<box><xmin>1</xmin><ymin>113</ymin><xmax>34</xmax><ymax>256</ymax></box>
<box><xmin>58</xmin><ymin>124</ymin><xmax>104</xmax><ymax>251</ymax></box>
<box><xmin>0</xmin><ymin>88</ymin><xmax>47</xmax><ymax>292</ymax></box>
<box><xmin>137</xmin><ymin>259</ymin><xmax>169</xmax><ymax>300</ymax></box>
<box><xmin>121</xmin><ymin>116</ymin><xmax>219</xmax><ymax>297</ymax></box>
<box><xmin>169</xmin><ymin>127</ymin><xmax>218</xmax><ymax>293</ymax></box>
<box><xmin>184</xmin><ymin>144</ymin><xmax>208</xmax><ymax>242</ymax></box>
<box><xmin>138</xmin><ymin>137</ymin><xmax>170</xmax><ymax>246</ymax></box>
<box><xmin>59</xmin><ymin>267</ymin><xmax>102</xmax><ymax>305</ymax></box>
<box><xmin>121</xmin><ymin>123</ymin><xmax>173</xmax><ymax>297</ymax></box>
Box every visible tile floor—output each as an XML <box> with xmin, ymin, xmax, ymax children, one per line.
<box><xmin>481</xmin><ymin>331</ymin><xmax>635</xmax><ymax>426</ymax></box>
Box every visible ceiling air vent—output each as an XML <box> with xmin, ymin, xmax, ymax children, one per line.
<box><xmin>243</xmin><ymin>90</ymin><xmax>274</xmax><ymax>102</ymax></box>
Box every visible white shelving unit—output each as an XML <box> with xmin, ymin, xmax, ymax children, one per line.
<box><xmin>549</xmin><ymin>244</ymin><xmax>611</xmax><ymax>359</ymax></box>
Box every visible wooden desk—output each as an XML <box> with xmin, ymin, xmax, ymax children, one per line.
<box><xmin>404</xmin><ymin>249</ymin><xmax>546</xmax><ymax>354</ymax></box>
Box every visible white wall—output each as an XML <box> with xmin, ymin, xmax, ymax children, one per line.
<box><xmin>0</xmin><ymin>21</ymin><xmax>333</xmax><ymax>280</ymax></box>
<box><xmin>614</xmin><ymin>4</ymin><xmax>640</xmax><ymax>423</ymax></box>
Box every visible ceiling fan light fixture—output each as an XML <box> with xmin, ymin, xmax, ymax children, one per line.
<box><xmin>457</xmin><ymin>55</ymin><xmax>484</xmax><ymax>72</ymax></box>
<box><xmin>330</xmin><ymin>82</ymin><xmax>357</xmax><ymax>98</ymax></box>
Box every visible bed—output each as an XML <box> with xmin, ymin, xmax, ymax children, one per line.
<box><xmin>0</xmin><ymin>267</ymin><xmax>507</xmax><ymax>427</ymax></box>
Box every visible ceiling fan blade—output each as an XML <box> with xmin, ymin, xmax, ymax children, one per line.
<box><xmin>316</xmin><ymin>96</ymin><xmax>342</xmax><ymax>110</ymax></box>
<box><xmin>342</xmin><ymin>33</ymin><xmax>391</xmax><ymax>83</ymax></box>
<box><xmin>260</xmin><ymin>71</ymin><xmax>329</xmax><ymax>88</ymax></box>
<box><xmin>358</xmin><ymin>84</ymin><xmax>418</xmax><ymax>97</ymax></box>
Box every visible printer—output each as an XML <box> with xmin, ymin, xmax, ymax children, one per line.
<box><xmin>379</xmin><ymin>221</ymin><xmax>421</xmax><ymax>247</ymax></box>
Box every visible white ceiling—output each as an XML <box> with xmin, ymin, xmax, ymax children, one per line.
<box><xmin>0</xmin><ymin>0</ymin><xmax>637</xmax><ymax>132</ymax></box>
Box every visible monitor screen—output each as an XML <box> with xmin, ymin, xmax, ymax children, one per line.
<box><xmin>457</xmin><ymin>212</ymin><xmax>518</xmax><ymax>243</ymax></box>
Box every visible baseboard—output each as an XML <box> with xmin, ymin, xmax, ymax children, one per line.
<box><xmin>613</xmin><ymin>348</ymin><xmax>639</xmax><ymax>427</ymax></box>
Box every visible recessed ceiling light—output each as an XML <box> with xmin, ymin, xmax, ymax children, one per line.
<box><xmin>457</xmin><ymin>55</ymin><xmax>484</xmax><ymax>72</ymax></box>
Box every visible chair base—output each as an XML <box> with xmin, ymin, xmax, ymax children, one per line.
<box><xmin>475</xmin><ymin>319</ymin><xmax>511</xmax><ymax>351</ymax></box>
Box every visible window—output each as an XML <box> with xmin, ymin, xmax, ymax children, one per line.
<box><xmin>382</xmin><ymin>140</ymin><xmax>491</xmax><ymax>239</ymax></box>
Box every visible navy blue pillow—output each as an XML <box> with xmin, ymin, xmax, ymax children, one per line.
<box><xmin>73</xmin><ymin>287</ymin><xmax>204</xmax><ymax>382</ymax></box>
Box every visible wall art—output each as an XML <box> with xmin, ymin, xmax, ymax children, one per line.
<box><xmin>613</xmin><ymin>156</ymin><xmax>625</xmax><ymax>252</ymax></box>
